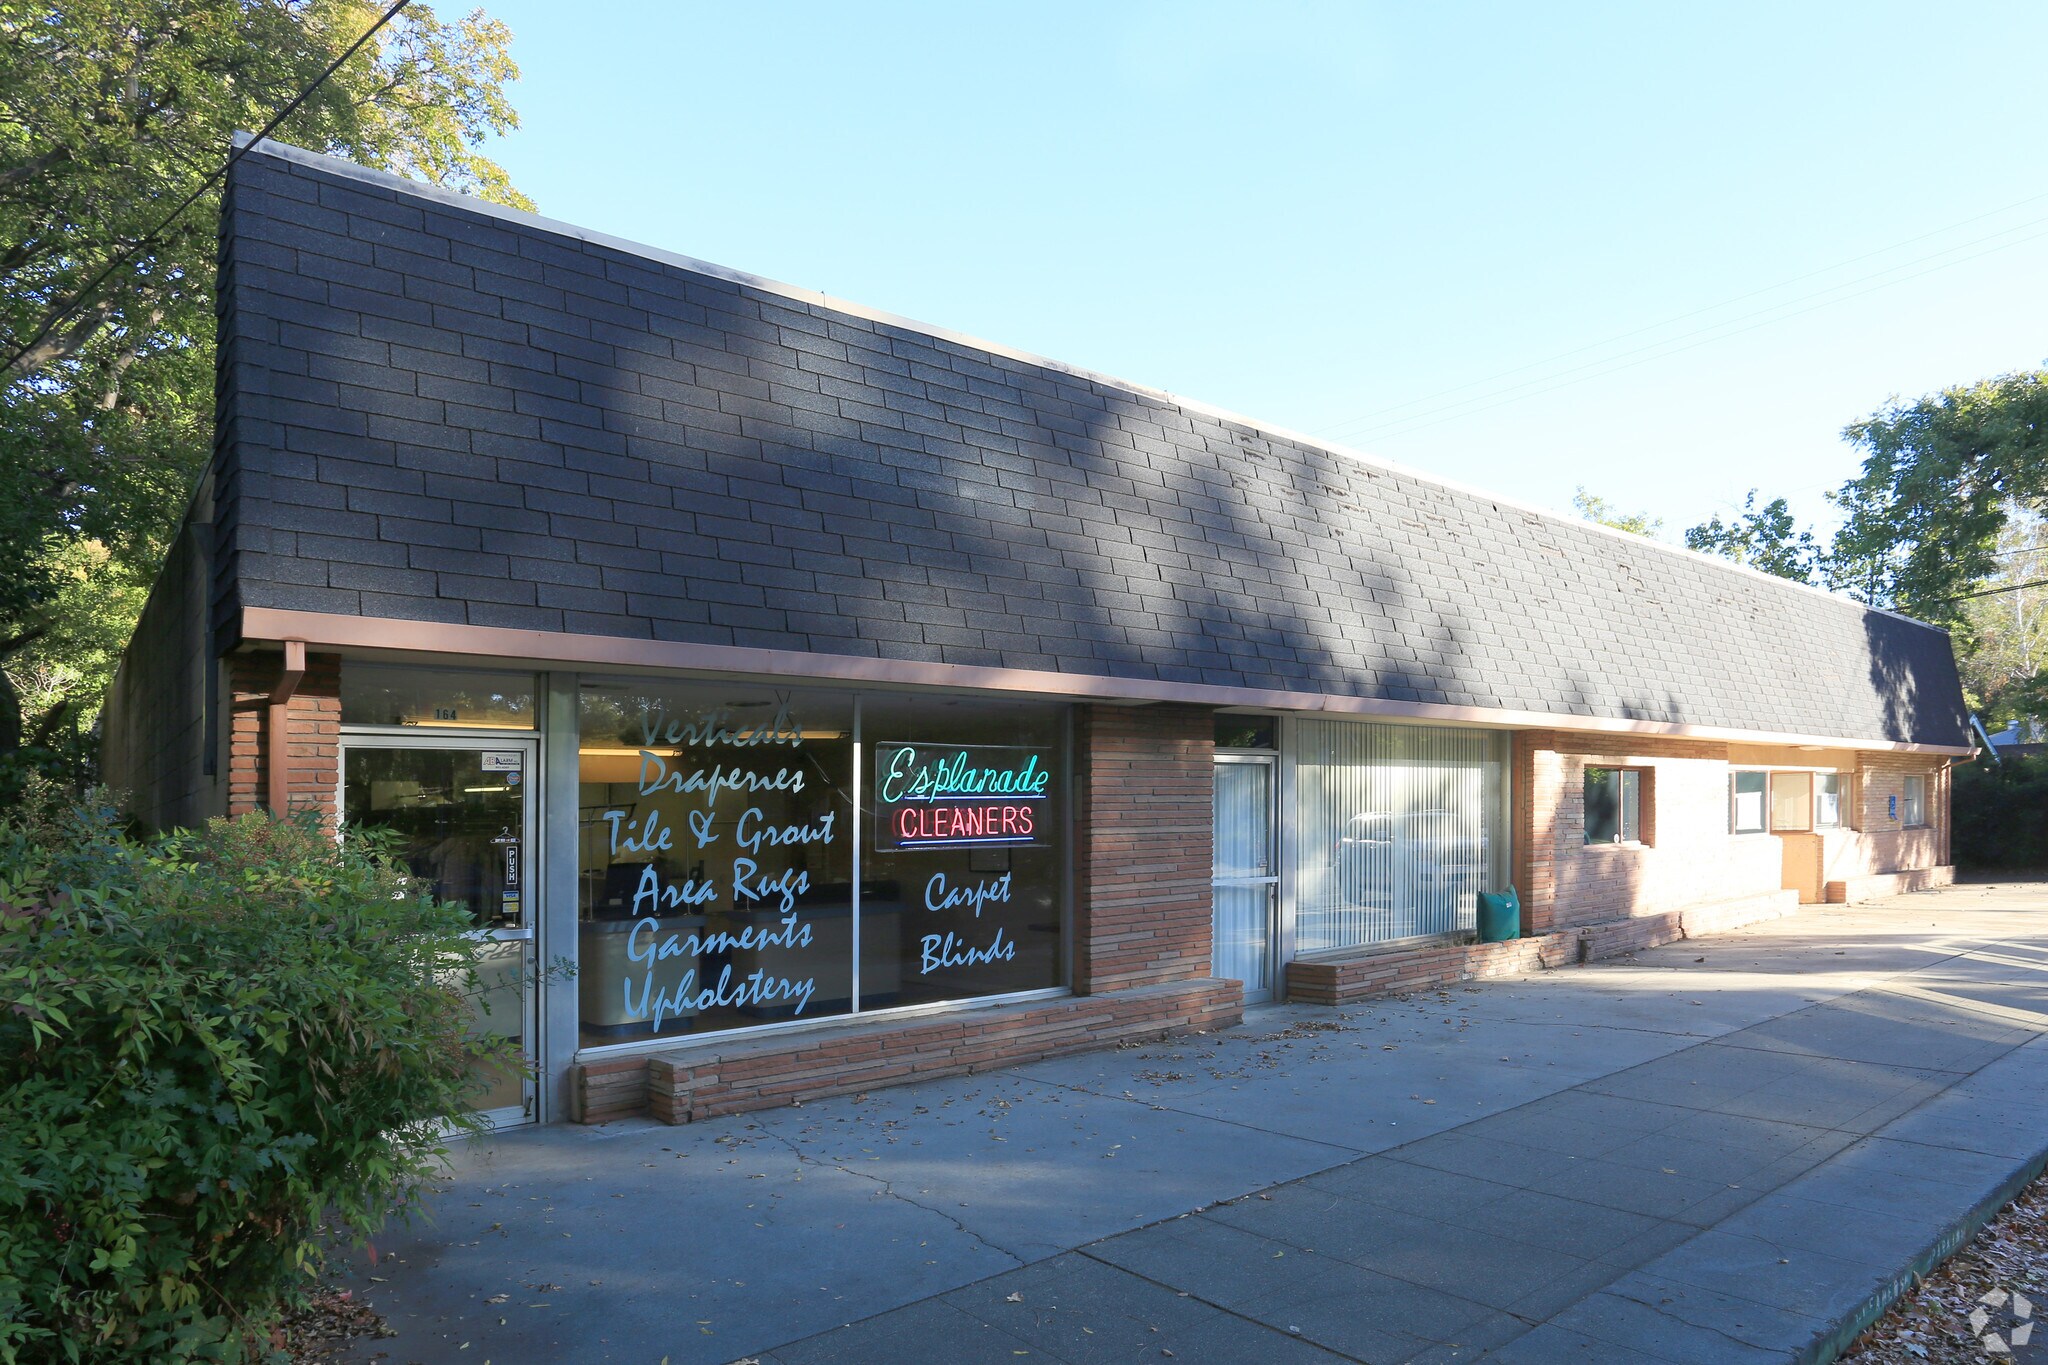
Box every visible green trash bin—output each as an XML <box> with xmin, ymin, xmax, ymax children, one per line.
<box><xmin>1476</xmin><ymin>887</ymin><xmax>1520</xmax><ymax>943</ymax></box>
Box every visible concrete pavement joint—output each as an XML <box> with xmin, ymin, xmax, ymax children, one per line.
<box><xmin>750</xmin><ymin>1121</ymin><xmax>1033</xmax><ymax>1269</ymax></box>
<box><xmin>1068</xmin><ymin>1243</ymin><xmax>1378</xmax><ymax>1365</ymax></box>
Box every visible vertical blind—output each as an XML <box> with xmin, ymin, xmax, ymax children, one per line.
<box><xmin>1294</xmin><ymin>721</ymin><xmax>1508</xmax><ymax>952</ymax></box>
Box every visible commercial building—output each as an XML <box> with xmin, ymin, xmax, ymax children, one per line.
<box><xmin>102</xmin><ymin>139</ymin><xmax>1970</xmax><ymax>1127</ymax></box>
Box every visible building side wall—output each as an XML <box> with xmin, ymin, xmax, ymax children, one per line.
<box><xmin>1513</xmin><ymin>731</ymin><xmax>1951</xmax><ymax>931</ymax></box>
<box><xmin>1518</xmin><ymin>732</ymin><xmax>1783</xmax><ymax>933</ymax></box>
<box><xmin>101</xmin><ymin>523</ymin><xmax>219</xmax><ymax>833</ymax></box>
<box><xmin>1816</xmin><ymin>753</ymin><xmax>1951</xmax><ymax>892</ymax></box>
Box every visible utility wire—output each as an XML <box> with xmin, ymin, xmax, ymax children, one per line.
<box><xmin>1315</xmin><ymin>198</ymin><xmax>2048</xmax><ymax>446</ymax></box>
<box><xmin>1</xmin><ymin>0</ymin><xmax>413</xmax><ymax>382</ymax></box>
<box><xmin>1313</xmin><ymin>189</ymin><xmax>2048</xmax><ymax>440</ymax></box>
<box><xmin>1336</xmin><ymin>221</ymin><xmax>2048</xmax><ymax>448</ymax></box>
<box><xmin>1941</xmin><ymin>576</ymin><xmax>2048</xmax><ymax>604</ymax></box>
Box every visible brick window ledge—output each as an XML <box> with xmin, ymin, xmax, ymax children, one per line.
<box><xmin>567</xmin><ymin>977</ymin><xmax>1243</xmax><ymax>1125</ymax></box>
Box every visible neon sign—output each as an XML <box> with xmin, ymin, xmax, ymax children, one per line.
<box><xmin>874</xmin><ymin>743</ymin><xmax>1052</xmax><ymax>850</ymax></box>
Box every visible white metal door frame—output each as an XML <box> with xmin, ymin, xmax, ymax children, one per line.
<box><xmin>338</xmin><ymin>729</ymin><xmax>542</xmax><ymax>1129</ymax></box>
<box><xmin>1212</xmin><ymin>752</ymin><xmax>1279</xmax><ymax>1004</ymax></box>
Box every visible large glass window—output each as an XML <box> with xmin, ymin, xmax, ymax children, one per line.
<box><xmin>1731</xmin><ymin>771</ymin><xmax>1767</xmax><ymax>833</ymax></box>
<box><xmin>578</xmin><ymin>681</ymin><xmax>855</xmax><ymax>1047</ymax></box>
<box><xmin>1294</xmin><ymin>721</ymin><xmax>1508</xmax><ymax>952</ymax></box>
<box><xmin>576</xmin><ymin>681</ymin><xmax>1067</xmax><ymax>1049</ymax></box>
<box><xmin>861</xmin><ymin>694</ymin><xmax>1067</xmax><ymax>1012</ymax></box>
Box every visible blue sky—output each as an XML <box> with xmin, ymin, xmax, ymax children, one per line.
<box><xmin>471</xmin><ymin>1</ymin><xmax>2048</xmax><ymax>543</ymax></box>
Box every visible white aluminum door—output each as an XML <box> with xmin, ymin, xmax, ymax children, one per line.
<box><xmin>340</xmin><ymin>735</ymin><xmax>539</xmax><ymax>1128</ymax></box>
<box><xmin>1213</xmin><ymin>755</ymin><xmax>1278</xmax><ymax>1004</ymax></box>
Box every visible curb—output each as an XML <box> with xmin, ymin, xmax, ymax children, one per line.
<box><xmin>1802</xmin><ymin>1141</ymin><xmax>2048</xmax><ymax>1363</ymax></box>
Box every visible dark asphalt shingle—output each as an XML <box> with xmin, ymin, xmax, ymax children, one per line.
<box><xmin>209</xmin><ymin>142</ymin><xmax>1969</xmax><ymax>747</ymax></box>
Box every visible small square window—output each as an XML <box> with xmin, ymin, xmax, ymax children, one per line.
<box><xmin>1902</xmin><ymin>774</ymin><xmax>1927</xmax><ymax>827</ymax></box>
<box><xmin>1769</xmin><ymin>772</ymin><xmax>1813</xmax><ymax>832</ymax></box>
<box><xmin>1585</xmin><ymin>766</ymin><xmax>1642</xmax><ymax>844</ymax></box>
<box><xmin>1731</xmin><ymin>771</ymin><xmax>1768</xmax><ymax>833</ymax></box>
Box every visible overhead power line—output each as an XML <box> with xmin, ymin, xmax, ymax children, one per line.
<box><xmin>1</xmin><ymin>0</ymin><xmax>414</xmax><ymax>381</ymax></box>
<box><xmin>1311</xmin><ymin>192</ymin><xmax>2048</xmax><ymax>447</ymax></box>
<box><xmin>1942</xmin><ymin>576</ymin><xmax>2048</xmax><ymax>604</ymax></box>
<box><xmin>1325</xmin><ymin>217</ymin><xmax>2048</xmax><ymax>449</ymax></box>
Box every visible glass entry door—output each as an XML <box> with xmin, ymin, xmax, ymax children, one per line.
<box><xmin>1213</xmin><ymin>756</ymin><xmax>1278</xmax><ymax>1004</ymax></box>
<box><xmin>341</xmin><ymin>736</ymin><xmax>538</xmax><ymax>1127</ymax></box>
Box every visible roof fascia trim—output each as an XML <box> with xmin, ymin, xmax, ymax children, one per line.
<box><xmin>238</xmin><ymin>607</ymin><xmax>1971</xmax><ymax>756</ymax></box>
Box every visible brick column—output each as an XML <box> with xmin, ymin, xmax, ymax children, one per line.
<box><xmin>1937</xmin><ymin>760</ymin><xmax>1953</xmax><ymax>867</ymax></box>
<box><xmin>1513</xmin><ymin>730</ymin><xmax>1561</xmax><ymax>935</ymax></box>
<box><xmin>227</xmin><ymin>651</ymin><xmax>341</xmax><ymax>818</ymax></box>
<box><xmin>1071</xmin><ymin>703</ymin><xmax>1215</xmax><ymax>994</ymax></box>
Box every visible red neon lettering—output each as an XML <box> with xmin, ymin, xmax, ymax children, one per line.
<box><xmin>888</xmin><ymin>800</ymin><xmax>1040</xmax><ymax>845</ymax></box>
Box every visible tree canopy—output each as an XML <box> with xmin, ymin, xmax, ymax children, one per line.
<box><xmin>1679</xmin><ymin>368</ymin><xmax>2048</xmax><ymax>730</ymax></box>
<box><xmin>0</xmin><ymin>0</ymin><xmax>529</xmax><ymax>789</ymax></box>
<box><xmin>1682</xmin><ymin>490</ymin><xmax>1820</xmax><ymax>584</ymax></box>
<box><xmin>1828</xmin><ymin>370</ymin><xmax>2048</xmax><ymax>626</ymax></box>
<box><xmin>1571</xmin><ymin>486</ymin><xmax>1662</xmax><ymax>537</ymax></box>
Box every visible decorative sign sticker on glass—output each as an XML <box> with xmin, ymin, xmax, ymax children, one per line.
<box><xmin>577</xmin><ymin>683</ymin><xmax>856</xmax><ymax>1047</ymax></box>
<box><xmin>576</xmin><ymin>683</ymin><xmax>1069</xmax><ymax>1051</ymax></box>
<box><xmin>873</xmin><ymin>743</ymin><xmax>1053</xmax><ymax>851</ymax></box>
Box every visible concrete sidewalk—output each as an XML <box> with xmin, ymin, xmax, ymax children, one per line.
<box><xmin>343</xmin><ymin>882</ymin><xmax>2048</xmax><ymax>1364</ymax></box>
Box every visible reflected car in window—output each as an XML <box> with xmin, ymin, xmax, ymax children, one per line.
<box><xmin>1334</xmin><ymin>809</ymin><xmax>1485</xmax><ymax>908</ymax></box>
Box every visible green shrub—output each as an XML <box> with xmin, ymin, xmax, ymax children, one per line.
<box><xmin>0</xmin><ymin>795</ymin><xmax>520</xmax><ymax>1363</ymax></box>
<box><xmin>1953</xmin><ymin>752</ymin><xmax>2048</xmax><ymax>872</ymax></box>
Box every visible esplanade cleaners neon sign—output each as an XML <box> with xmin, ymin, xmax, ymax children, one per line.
<box><xmin>875</xmin><ymin>744</ymin><xmax>1052</xmax><ymax>850</ymax></box>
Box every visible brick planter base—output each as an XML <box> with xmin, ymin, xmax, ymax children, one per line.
<box><xmin>1286</xmin><ymin>889</ymin><xmax>1802</xmax><ymax>1007</ymax></box>
<box><xmin>565</xmin><ymin>978</ymin><xmax>1243</xmax><ymax>1125</ymax></box>
<box><xmin>1826</xmin><ymin>865</ymin><xmax>1955</xmax><ymax>903</ymax></box>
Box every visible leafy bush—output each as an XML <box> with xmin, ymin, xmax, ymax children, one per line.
<box><xmin>0</xmin><ymin>794</ymin><xmax>520</xmax><ymax>1362</ymax></box>
<box><xmin>1953</xmin><ymin>752</ymin><xmax>2048</xmax><ymax>872</ymax></box>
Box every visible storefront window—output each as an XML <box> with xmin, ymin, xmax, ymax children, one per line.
<box><xmin>342</xmin><ymin>663</ymin><xmax>536</xmax><ymax>729</ymax></box>
<box><xmin>575</xmin><ymin>681</ymin><xmax>1067</xmax><ymax>1049</ymax></box>
<box><xmin>861</xmin><ymin>694</ymin><xmax>1067</xmax><ymax>1011</ymax></box>
<box><xmin>577</xmin><ymin>681</ymin><xmax>854</xmax><ymax>1047</ymax></box>
<box><xmin>1293</xmin><ymin>721</ymin><xmax>1508</xmax><ymax>952</ymax></box>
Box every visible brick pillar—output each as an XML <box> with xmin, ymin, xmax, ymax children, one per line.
<box><xmin>227</xmin><ymin>651</ymin><xmax>341</xmax><ymax>819</ymax></box>
<box><xmin>1513</xmin><ymin>730</ymin><xmax>1561</xmax><ymax>935</ymax></box>
<box><xmin>1072</xmin><ymin>703</ymin><xmax>1215</xmax><ymax>994</ymax></box>
<box><xmin>1936</xmin><ymin>759</ymin><xmax>1953</xmax><ymax>867</ymax></box>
